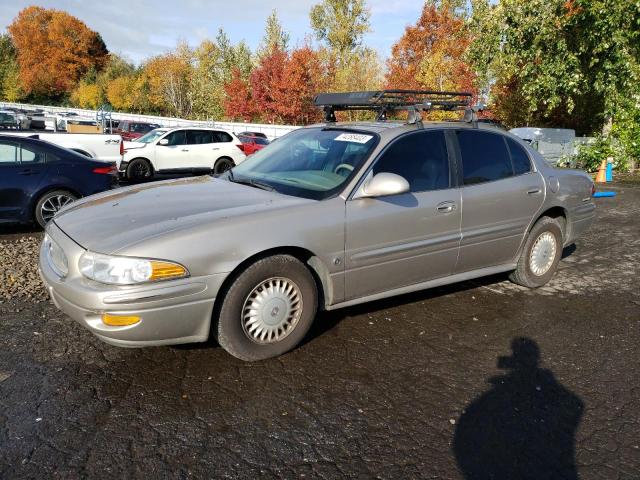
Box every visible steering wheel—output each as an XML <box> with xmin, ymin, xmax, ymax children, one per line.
<box><xmin>334</xmin><ymin>163</ymin><xmax>354</xmax><ymax>176</ymax></box>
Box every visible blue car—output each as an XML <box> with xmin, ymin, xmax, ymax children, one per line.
<box><xmin>0</xmin><ymin>134</ymin><xmax>117</xmax><ymax>228</ymax></box>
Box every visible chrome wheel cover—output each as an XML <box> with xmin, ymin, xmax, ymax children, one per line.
<box><xmin>41</xmin><ymin>194</ymin><xmax>74</xmax><ymax>223</ymax></box>
<box><xmin>529</xmin><ymin>231</ymin><xmax>557</xmax><ymax>276</ymax></box>
<box><xmin>242</xmin><ymin>277</ymin><xmax>303</xmax><ymax>344</ymax></box>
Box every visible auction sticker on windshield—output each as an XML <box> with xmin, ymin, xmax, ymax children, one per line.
<box><xmin>334</xmin><ymin>133</ymin><xmax>373</xmax><ymax>144</ymax></box>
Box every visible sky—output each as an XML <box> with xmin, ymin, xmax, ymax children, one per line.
<box><xmin>0</xmin><ymin>0</ymin><xmax>426</xmax><ymax>64</ymax></box>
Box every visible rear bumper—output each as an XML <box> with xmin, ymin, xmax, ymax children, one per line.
<box><xmin>39</xmin><ymin>223</ymin><xmax>228</xmax><ymax>347</ymax></box>
<box><xmin>566</xmin><ymin>201</ymin><xmax>596</xmax><ymax>245</ymax></box>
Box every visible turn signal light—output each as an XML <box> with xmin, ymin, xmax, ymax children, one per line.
<box><xmin>102</xmin><ymin>314</ymin><xmax>141</xmax><ymax>326</ymax></box>
<box><xmin>149</xmin><ymin>261</ymin><xmax>188</xmax><ymax>281</ymax></box>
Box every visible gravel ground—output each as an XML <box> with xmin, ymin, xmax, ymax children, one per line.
<box><xmin>0</xmin><ymin>234</ymin><xmax>46</xmax><ymax>303</ymax></box>
<box><xmin>0</xmin><ymin>181</ymin><xmax>639</xmax><ymax>479</ymax></box>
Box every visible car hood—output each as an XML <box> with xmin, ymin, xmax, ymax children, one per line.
<box><xmin>123</xmin><ymin>141</ymin><xmax>146</xmax><ymax>150</ymax></box>
<box><xmin>53</xmin><ymin>176</ymin><xmax>312</xmax><ymax>254</ymax></box>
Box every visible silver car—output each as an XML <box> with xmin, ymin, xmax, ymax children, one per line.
<box><xmin>39</xmin><ymin>97</ymin><xmax>596</xmax><ymax>361</ymax></box>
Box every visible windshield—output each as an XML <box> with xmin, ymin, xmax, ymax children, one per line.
<box><xmin>228</xmin><ymin>127</ymin><xmax>379</xmax><ymax>200</ymax></box>
<box><xmin>136</xmin><ymin>129</ymin><xmax>168</xmax><ymax>143</ymax></box>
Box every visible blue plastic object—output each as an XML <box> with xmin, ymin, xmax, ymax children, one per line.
<box><xmin>593</xmin><ymin>191</ymin><xmax>616</xmax><ymax>198</ymax></box>
<box><xmin>605</xmin><ymin>163</ymin><xmax>613</xmax><ymax>182</ymax></box>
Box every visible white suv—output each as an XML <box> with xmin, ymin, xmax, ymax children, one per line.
<box><xmin>118</xmin><ymin>127</ymin><xmax>247</xmax><ymax>181</ymax></box>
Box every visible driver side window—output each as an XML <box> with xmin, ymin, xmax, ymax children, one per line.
<box><xmin>372</xmin><ymin>130</ymin><xmax>450</xmax><ymax>192</ymax></box>
<box><xmin>163</xmin><ymin>130</ymin><xmax>186</xmax><ymax>146</ymax></box>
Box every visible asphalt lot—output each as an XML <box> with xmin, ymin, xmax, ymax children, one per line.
<box><xmin>0</xmin><ymin>180</ymin><xmax>639</xmax><ymax>479</ymax></box>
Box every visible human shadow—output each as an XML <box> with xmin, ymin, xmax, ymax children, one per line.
<box><xmin>453</xmin><ymin>338</ymin><xmax>584</xmax><ymax>480</ymax></box>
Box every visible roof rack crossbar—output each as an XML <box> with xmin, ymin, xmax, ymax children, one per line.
<box><xmin>314</xmin><ymin>89</ymin><xmax>477</xmax><ymax>124</ymax></box>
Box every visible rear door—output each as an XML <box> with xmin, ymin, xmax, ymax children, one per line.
<box><xmin>0</xmin><ymin>140</ymin><xmax>49</xmax><ymax>222</ymax></box>
<box><xmin>345</xmin><ymin>130</ymin><xmax>461</xmax><ymax>300</ymax></box>
<box><xmin>454</xmin><ymin>129</ymin><xmax>545</xmax><ymax>272</ymax></box>
<box><xmin>185</xmin><ymin>130</ymin><xmax>216</xmax><ymax>172</ymax></box>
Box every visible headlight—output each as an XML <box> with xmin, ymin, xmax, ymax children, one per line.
<box><xmin>78</xmin><ymin>251</ymin><xmax>188</xmax><ymax>285</ymax></box>
<box><xmin>43</xmin><ymin>234</ymin><xmax>69</xmax><ymax>277</ymax></box>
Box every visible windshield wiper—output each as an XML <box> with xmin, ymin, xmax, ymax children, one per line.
<box><xmin>227</xmin><ymin>171</ymin><xmax>275</xmax><ymax>192</ymax></box>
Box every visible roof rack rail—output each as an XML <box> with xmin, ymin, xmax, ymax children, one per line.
<box><xmin>313</xmin><ymin>89</ymin><xmax>481</xmax><ymax>125</ymax></box>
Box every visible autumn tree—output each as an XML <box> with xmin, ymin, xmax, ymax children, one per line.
<box><xmin>142</xmin><ymin>44</ymin><xmax>194</xmax><ymax>117</ymax></box>
<box><xmin>223</xmin><ymin>68</ymin><xmax>255</xmax><ymax>121</ymax></box>
<box><xmin>250</xmin><ymin>48</ymin><xmax>288</xmax><ymax>123</ymax></box>
<box><xmin>277</xmin><ymin>46</ymin><xmax>325</xmax><ymax>124</ymax></box>
<box><xmin>106</xmin><ymin>75</ymin><xmax>137</xmax><ymax>111</ymax></box>
<box><xmin>8</xmin><ymin>6</ymin><xmax>108</xmax><ymax>99</ymax></box>
<box><xmin>386</xmin><ymin>1</ymin><xmax>474</xmax><ymax>94</ymax></box>
<box><xmin>70</xmin><ymin>82</ymin><xmax>101</xmax><ymax>108</ymax></box>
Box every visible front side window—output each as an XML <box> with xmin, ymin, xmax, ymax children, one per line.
<box><xmin>163</xmin><ymin>130</ymin><xmax>186</xmax><ymax>146</ymax></box>
<box><xmin>372</xmin><ymin>130</ymin><xmax>450</xmax><ymax>192</ymax></box>
<box><xmin>0</xmin><ymin>141</ymin><xmax>18</xmax><ymax>164</ymax></box>
<box><xmin>229</xmin><ymin>127</ymin><xmax>379</xmax><ymax>200</ymax></box>
<box><xmin>458</xmin><ymin>130</ymin><xmax>513</xmax><ymax>185</ymax></box>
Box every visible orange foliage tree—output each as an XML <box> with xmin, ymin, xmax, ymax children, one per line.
<box><xmin>385</xmin><ymin>1</ymin><xmax>475</xmax><ymax>95</ymax></box>
<box><xmin>276</xmin><ymin>46</ymin><xmax>324</xmax><ymax>124</ymax></box>
<box><xmin>223</xmin><ymin>68</ymin><xmax>255</xmax><ymax>122</ymax></box>
<box><xmin>249</xmin><ymin>48</ymin><xmax>288</xmax><ymax>123</ymax></box>
<box><xmin>8</xmin><ymin>6</ymin><xmax>108</xmax><ymax>98</ymax></box>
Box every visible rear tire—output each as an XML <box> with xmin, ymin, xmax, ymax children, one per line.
<box><xmin>509</xmin><ymin>217</ymin><xmax>563</xmax><ymax>288</ymax></box>
<box><xmin>35</xmin><ymin>190</ymin><xmax>77</xmax><ymax>228</ymax></box>
<box><xmin>127</xmin><ymin>158</ymin><xmax>153</xmax><ymax>182</ymax></box>
<box><xmin>213</xmin><ymin>157</ymin><xmax>234</xmax><ymax>175</ymax></box>
<box><xmin>214</xmin><ymin>255</ymin><xmax>318</xmax><ymax>361</ymax></box>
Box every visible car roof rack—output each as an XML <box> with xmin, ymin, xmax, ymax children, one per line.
<box><xmin>313</xmin><ymin>89</ymin><xmax>482</xmax><ymax>126</ymax></box>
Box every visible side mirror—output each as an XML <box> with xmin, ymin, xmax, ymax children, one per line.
<box><xmin>158</xmin><ymin>138</ymin><xmax>169</xmax><ymax>146</ymax></box>
<box><xmin>354</xmin><ymin>172</ymin><xmax>410</xmax><ymax>199</ymax></box>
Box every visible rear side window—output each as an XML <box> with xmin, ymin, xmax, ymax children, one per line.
<box><xmin>372</xmin><ymin>130</ymin><xmax>450</xmax><ymax>192</ymax></box>
<box><xmin>213</xmin><ymin>131</ymin><xmax>233</xmax><ymax>143</ymax></box>
<box><xmin>506</xmin><ymin>137</ymin><xmax>532</xmax><ymax>175</ymax></box>
<box><xmin>458</xmin><ymin>130</ymin><xmax>513</xmax><ymax>185</ymax></box>
<box><xmin>186</xmin><ymin>130</ymin><xmax>214</xmax><ymax>144</ymax></box>
<box><xmin>20</xmin><ymin>144</ymin><xmax>46</xmax><ymax>163</ymax></box>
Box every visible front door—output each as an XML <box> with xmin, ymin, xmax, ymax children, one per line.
<box><xmin>345</xmin><ymin>130</ymin><xmax>461</xmax><ymax>300</ymax></box>
<box><xmin>454</xmin><ymin>130</ymin><xmax>545</xmax><ymax>272</ymax></box>
<box><xmin>154</xmin><ymin>129</ymin><xmax>187</xmax><ymax>172</ymax></box>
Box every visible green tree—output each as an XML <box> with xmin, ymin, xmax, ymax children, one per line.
<box><xmin>257</xmin><ymin>10</ymin><xmax>290</xmax><ymax>59</ymax></box>
<box><xmin>0</xmin><ymin>34</ymin><xmax>22</xmax><ymax>101</ymax></box>
<box><xmin>310</xmin><ymin>0</ymin><xmax>370</xmax><ymax>64</ymax></box>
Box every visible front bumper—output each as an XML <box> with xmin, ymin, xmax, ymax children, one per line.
<box><xmin>39</xmin><ymin>222</ymin><xmax>228</xmax><ymax>347</ymax></box>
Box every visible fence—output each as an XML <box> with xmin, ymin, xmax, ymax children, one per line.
<box><xmin>0</xmin><ymin>101</ymin><xmax>299</xmax><ymax>139</ymax></box>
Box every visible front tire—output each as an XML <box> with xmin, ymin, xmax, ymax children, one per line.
<box><xmin>214</xmin><ymin>255</ymin><xmax>318</xmax><ymax>361</ymax></box>
<box><xmin>127</xmin><ymin>158</ymin><xmax>153</xmax><ymax>182</ymax></box>
<box><xmin>35</xmin><ymin>190</ymin><xmax>77</xmax><ymax>228</ymax></box>
<box><xmin>509</xmin><ymin>217</ymin><xmax>563</xmax><ymax>288</ymax></box>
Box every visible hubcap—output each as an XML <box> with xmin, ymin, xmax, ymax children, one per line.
<box><xmin>529</xmin><ymin>231</ymin><xmax>557</xmax><ymax>276</ymax></box>
<box><xmin>241</xmin><ymin>277</ymin><xmax>303</xmax><ymax>344</ymax></box>
<box><xmin>41</xmin><ymin>194</ymin><xmax>74</xmax><ymax>223</ymax></box>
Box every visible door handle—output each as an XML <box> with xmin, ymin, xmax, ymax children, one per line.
<box><xmin>436</xmin><ymin>201</ymin><xmax>457</xmax><ymax>213</ymax></box>
<box><xmin>527</xmin><ymin>188</ymin><xmax>542</xmax><ymax>195</ymax></box>
<box><xmin>212</xmin><ymin>147</ymin><xmax>220</xmax><ymax>150</ymax></box>
<box><xmin>18</xmin><ymin>168</ymin><xmax>37</xmax><ymax>176</ymax></box>
<box><xmin>181</xmin><ymin>149</ymin><xmax>189</xmax><ymax>152</ymax></box>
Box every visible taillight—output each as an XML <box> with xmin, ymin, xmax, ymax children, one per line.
<box><xmin>93</xmin><ymin>165</ymin><xmax>117</xmax><ymax>175</ymax></box>
<box><xmin>591</xmin><ymin>183</ymin><xmax>596</xmax><ymax>196</ymax></box>
<box><xmin>119</xmin><ymin>139</ymin><xmax>124</xmax><ymax>156</ymax></box>
<box><xmin>236</xmin><ymin>143</ymin><xmax>246</xmax><ymax>153</ymax></box>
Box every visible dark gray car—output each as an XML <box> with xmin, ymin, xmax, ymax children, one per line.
<box><xmin>39</xmin><ymin>93</ymin><xmax>595</xmax><ymax>361</ymax></box>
